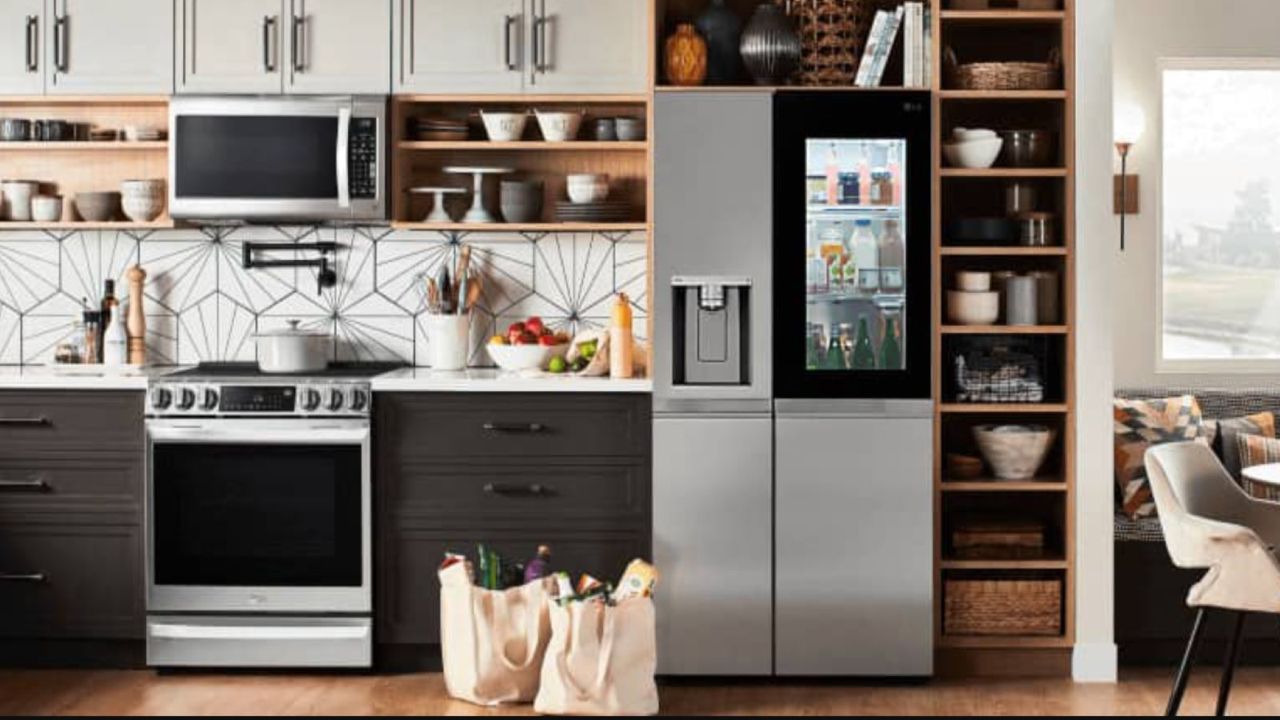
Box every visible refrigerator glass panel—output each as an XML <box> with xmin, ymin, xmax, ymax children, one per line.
<box><xmin>805</xmin><ymin>138</ymin><xmax>908</xmax><ymax>373</ymax></box>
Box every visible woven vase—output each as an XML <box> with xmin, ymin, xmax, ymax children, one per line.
<box><xmin>664</xmin><ymin>24</ymin><xmax>708</xmax><ymax>87</ymax></box>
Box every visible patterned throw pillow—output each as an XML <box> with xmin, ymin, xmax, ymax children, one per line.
<box><xmin>1235</xmin><ymin>433</ymin><xmax>1280</xmax><ymax>502</ymax></box>
<box><xmin>1114</xmin><ymin>395</ymin><xmax>1208</xmax><ymax>519</ymax></box>
<box><xmin>1208</xmin><ymin>412</ymin><xmax>1277</xmax><ymax>480</ymax></box>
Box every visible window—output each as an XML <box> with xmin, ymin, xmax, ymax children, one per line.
<box><xmin>1160</xmin><ymin>59</ymin><xmax>1280</xmax><ymax>370</ymax></box>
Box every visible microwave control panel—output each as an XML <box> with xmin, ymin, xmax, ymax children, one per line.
<box><xmin>349</xmin><ymin>117</ymin><xmax>379</xmax><ymax>199</ymax></box>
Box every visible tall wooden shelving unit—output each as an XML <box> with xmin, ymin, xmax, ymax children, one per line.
<box><xmin>931</xmin><ymin>0</ymin><xmax>1075</xmax><ymax>675</ymax></box>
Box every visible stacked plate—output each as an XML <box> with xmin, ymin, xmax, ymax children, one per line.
<box><xmin>410</xmin><ymin>116</ymin><xmax>469</xmax><ymax>142</ymax></box>
<box><xmin>124</xmin><ymin>126</ymin><xmax>165</xmax><ymax>142</ymax></box>
<box><xmin>554</xmin><ymin>201</ymin><xmax>634</xmax><ymax>223</ymax></box>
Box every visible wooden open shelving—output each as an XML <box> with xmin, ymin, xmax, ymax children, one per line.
<box><xmin>940</xmin><ymin>325</ymin><xmax>1068</xmax><ymax>334</ymax></box>
<box><xmin>389</xmin><ymin>221</ymin><xmax>648</xmax><ymax>233</ymax></box>
<box><xmin>0</xmin><ymin>141</ymin><xmax>167</xmax><ymax>151</ymax></box>
<box><xmin>942</xmin><ymin>480</ymin><xmax>1067</xmax><ymax>492</ymax></box>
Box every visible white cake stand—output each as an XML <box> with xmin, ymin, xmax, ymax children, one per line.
<box><xmin>444</xmin><ymin>166</ymin><xmax>514</xmax><ymax>224</ymax></box>
<box><xmin>408</xmin><ymin>186</ymin><xmax>469</xmax><ymax>223</ymax></box>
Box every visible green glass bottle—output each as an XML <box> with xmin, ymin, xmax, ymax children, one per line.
<box><xmin>880</xmin><ymin>315</ymin><xmax>903</xmax><ymax>370</ymax></box>
<box><xmin>851</xmin><ymin>316</ymin><xmax>877</xmax><ymax>370</ymax></box>
<box><xmin>822</xmin><ymin>323</ymin><xmax>847</xmax><ymax>370</ymax></box>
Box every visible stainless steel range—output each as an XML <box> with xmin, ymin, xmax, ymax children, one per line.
<box><xmin>144</xmin><ymin>363</ymin><xmax>397</xmax><ymax>669</ymax></box>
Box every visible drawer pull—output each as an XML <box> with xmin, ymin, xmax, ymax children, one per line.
<box><xmin>0</xmin><ymin>416</ymin><xmax>49</xmax><ymax>427</ymax></box>
<box><xmin>482</xmin><ymin>422</ymin><xmax>545</xmax><ymax>434</ymax></box>
<box><xmin>483</xmin><ymin>482</ymin><xmax>552</xmax><ymax>497</ymax></box>
<box><xmin>0</xmin><ymin>572</ymin><xmax>46</xmax><ymax>583</ymax></box>
<box><xmin>0</xmin><ymin>477</ymin><xmax>49</xmax><ymax>492</ymax></box>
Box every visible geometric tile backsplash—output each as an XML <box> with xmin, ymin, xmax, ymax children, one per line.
<box><xmin>0</xmin><ymin>226</ymin><xmax>647</xmax><ymax>367</ymax></box>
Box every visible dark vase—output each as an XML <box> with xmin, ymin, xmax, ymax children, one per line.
<box><xmin>695</xmin><ymin>0</ymin><xmax>743</xmax><ymax>85</ymax></box>
<box><xmin>739</xmin><ymin>4</ymin><xmax>801</xmax><ymax>86</ymax></box>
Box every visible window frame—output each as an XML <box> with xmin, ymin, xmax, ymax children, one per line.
<box><xmin>1156</xmin><ymin>56</ymin><xmax>1280</xmax><ymax>374</ymax></box>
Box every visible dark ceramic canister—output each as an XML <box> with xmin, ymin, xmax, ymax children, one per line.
<box><xmin>740</xmin><ymin>4</ymin><xmax>801</xmax><ymax>85</ymax></box>
<box><xmin>695</xmin><ymin>0</ymin><xmax>743</xmax><ymax>85</ymax></box>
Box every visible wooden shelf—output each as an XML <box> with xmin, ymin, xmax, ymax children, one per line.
<box><xmin>941</xmin><ymin>325</ymin><xmax>1068</xmax><ymax>334</ymax></box>
<box><xmin>395</xmin><ymin>94</ymin><xmax>648</xmax><ymax>104</ymax></box>
<box><xmin>397</xmin><ymin>141</ymin><xmax>647</xmax><ymax>151</ymax></box>
<box><xmin>0</xmin><ymin>141</ymin><xmax>166</xmax><ymax>151</ymax></box>
<box><xmin>389</xmin><ymin>221</ymin><xmax>648</xmax><ymax>233</ymax></box>
<box><xmin>941</xmin><ymin>246</ymin><xmax>1067</xmax><ymax>256</ymax></box>
<box><xmin>0</xmin><ymin>220</ymin><xmax>175</xmax><ymax>230</ymax></box>
<box><xmin>941</xmin><ymin>559</ymin><xmax>1068</xmax><ymax>571</ymax></box>
<box><xmin>941</xmin><ymin>168</ymin><xmax>1068</xmax><ymax>178</ymax></box>
<box><xmin>655</xmin><ymin>85</ymin><xmax>928</xmax><ymax>93</ymax></box>
<box><xmin>940</xmin><ymin>403</ymin><xmax>1069</xmax><ymax>414</ymax></box>
<box><xmin>939</xmin><ymin>9</ymin><xmax>1066</xmax><ymax>22</ymax></box>
<box><xmin>939</xmin><ymin>90</ymin><xmax>1066</xmax><ymax>100</ymax></box>
<box><xmin>942</xmin><ymin>480</ymin><xmax>1067</xmax><ymax>492</ymax></box>
<box><xmin>0</xmin><ymin>95</ymin><xmax>168</xmax><ymax>105</ymax></box>
<box><xmin>938</xmin><ymin>635</ymin><xmax>1072</xmax><ymax>650</ymax></box>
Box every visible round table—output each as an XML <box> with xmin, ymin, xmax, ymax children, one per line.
<box><xmin>1242</xmin><ymin>463</ymin><xmax>1280</xmax><ymax>491</ymax></box>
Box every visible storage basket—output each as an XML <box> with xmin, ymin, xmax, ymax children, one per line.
<box><xmin>946</xmin><ymin>47</ymin><xmax>1061</xmax><ymax>91</ymax></box>
<box><xmin>944</xmin><ymin>577</ymin><xmax>1061</xmax><ymax>636</ymax></box>
<box><xmin>952</xmin><ymin>519</ymin><xmax>1045</xmax><ymax>560</ymax></box>
<box><xmin>777</xmin><ymin>0</ymin><xmax>869</xmax><ymax>86</ymax></box>
<box><xmin>952</xmin><ymin>336</ymin><xmax>1047</xmax><ymax>403</ymax></box>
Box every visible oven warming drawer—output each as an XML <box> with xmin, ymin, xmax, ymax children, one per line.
<box><xmin>147</xmin><ymin>616</ymin><xmax>371</xmax><ymax>668</ymax></box>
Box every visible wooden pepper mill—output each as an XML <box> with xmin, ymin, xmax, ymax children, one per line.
<box><xmin>125</xmin><ymin>265</ymin><xmax>147</xmax><ymax>365</ymax></box>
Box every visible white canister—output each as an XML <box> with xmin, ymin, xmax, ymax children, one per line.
<box><xmin>1005</xmin><ymin>275</ymin><xmax>1039</xmax><ymax>326</ymax></box>
<box><xmin>2</xmin><ymin>180</ymin><xmax>38</xmax><ymax>221</ymax></box>
<box><xmin>426</xmin><ymin>313</ymin><xmax>470</xmax><ymax>370</ymax></box>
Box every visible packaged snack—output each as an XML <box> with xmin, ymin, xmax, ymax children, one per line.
<box><xmin>613</xmin><ymin>559</ymin><xmax>659</xmax><ymax>602</ymax></box>
<box><xmin>524</xmin><ymin>545</ymin><xmax>552</xmax><ymax>583</ymax></box>
<box><xmin>575</xmin><ymin>574</ymin><xmax>604</xmax><ymax>596</ymax></box>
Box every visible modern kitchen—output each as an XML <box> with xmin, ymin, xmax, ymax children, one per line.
<box><xmin>0</xmin><ymin>0</ymin><xmax>1098</xmax><ymax>716</ymax></box>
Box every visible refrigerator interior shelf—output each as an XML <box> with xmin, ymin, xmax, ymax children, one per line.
<box><xmin>807</xmin><ymin>289</ymin><xmax>907</xmax><ymax>308</ymax></box>
<box><xmin>807</xmin><ymin>204</ymin><xmax>904</xmax><ymax>216</ymax></box>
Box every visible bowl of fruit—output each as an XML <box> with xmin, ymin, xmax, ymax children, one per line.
<box><xmin>487</xmin><ymin>316</ymin><xmax>570</xmax><ymax>372</ymax></box>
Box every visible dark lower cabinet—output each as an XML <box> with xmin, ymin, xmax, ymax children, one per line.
<box><xmin>374</xmin><ymin>392</ymin><xmax>652</xmax><ymax>652</ymax></box>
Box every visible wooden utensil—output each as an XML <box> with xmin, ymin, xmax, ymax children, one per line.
<box><xmin>464</xmin><ymin>276</ymin><xmax>482</xmax><ymax>313</ymax></box>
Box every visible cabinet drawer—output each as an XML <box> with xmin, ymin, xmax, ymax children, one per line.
<box><xmin>0</xmin><ymin>459</ymin><xmax>142</xmax><ymax>516</ymax></box>
<box><xmin>0</xmin><ymin>523</ymin><xmax>144</xmax><ymax>639</ymax></box>
<box><xmin>377</xmin><ymin>529</ymin><xmax>648</xmax><ymax>645</ymax></box>
<box><xmin>386</xmin><ymin>460</ymin><xmax>648</xmax><ymax>528</ymax></box>
<box><xmin>0</xmin><ymin>391</ymin><xmax>144</xmax><ymax>456</ymax></box>
<box><xmin>376</xmin><ymin>393</ymin><xmax>650</xmax><ymax>459</ymax></box>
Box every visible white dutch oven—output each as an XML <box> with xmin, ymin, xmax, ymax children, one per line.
<box><xmin>254</xmin><ymin>320</ymin><xmax>330</xmax><ymax>373</ymax></box>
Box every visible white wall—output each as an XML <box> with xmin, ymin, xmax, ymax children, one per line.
<box><xmin>1074</xmin><ymin>0</ymin><xmax>1117</xmax><ymax>683</ymax></box>
<box><xmin>1114</xmin><ymin>0</ymin><xmax>1280</xmax><ymax>389</ymax></box>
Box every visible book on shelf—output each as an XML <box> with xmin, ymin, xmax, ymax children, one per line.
<box><xmin>903</xmin><ymin>2</ymin><xmax>927</xmax><ymax>88</ymax></box>
<box><xmin>856</xmin><ymin>6</ymin><xmax>905</xmax><ymax>88</ymax></box>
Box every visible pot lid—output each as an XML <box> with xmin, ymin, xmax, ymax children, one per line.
<box><xmin>253</xmin><ymin>319</ymin><xmax>330</xmax><ymax>339</ymax></box>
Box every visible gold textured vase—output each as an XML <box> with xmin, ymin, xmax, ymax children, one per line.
<box><xmin>664</xmin><ymin>23</ymin><xmax>708</xmax><ymax>86</ymax></box>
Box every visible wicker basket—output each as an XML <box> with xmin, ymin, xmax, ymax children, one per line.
<box><xmin>946</xmin><ymin>47</ymin><xmax>1061</xmax><ymax>91</ymax></box>
<box><xmin>778</xmin><ymin>0</ymin><xmax>864</xmax><ymax>86</ymax></box>
<box><xmin>944</xmin><ymin>578</ymin><xmax>1061</xmax><ymax>636</ymax></box>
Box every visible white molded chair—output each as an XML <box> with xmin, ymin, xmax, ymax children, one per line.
<box><xmin>1145</xmin><ymin>442</ymin><xmax>1280</xmax><ymax>716</ymax></box>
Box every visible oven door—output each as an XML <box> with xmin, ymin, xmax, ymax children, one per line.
<box><xmin>146</xmin><ymin>419</ymin><xmax>371</xmax><ymax>614</ymax></box>
<box><xmin>168</xmin><ymin>96</ymin><xmax>386</xmax><ymax>222</ymax></box>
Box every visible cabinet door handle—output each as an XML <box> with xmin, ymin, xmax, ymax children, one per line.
<box><xmin>291</xmin><ymin>14</ymin><xmax>305</xmax><ymax>72</ymax></box>
<box><xmin>503</xmin><ymin>14</ymin><xmax>518</xmax><ymax>71</ymax></box>
<box><xmin>483</xmin><ymin>482</ymin><xmax>551</xmax><ymax>497</ymax></box>
<box><xmin>0</xmin><ymin>416</ymin><xmax>49</xmax><ymax>427</ymax></box>
<box><xmin>0</xmin><ymin>477</ymin><xmax>49</xmax><ymax>492</ymax></box>
<box><xmin>54</xmin><ymin>14</ymin><xmax>68</xmax><ymax>72</ymax></box>
<box><xmin>0</xmin><ymin>572</ymin><xmax>46</xmax><ymax>583</ymax></box>
<box><xmin>25</xmin><ymin>15</ymin><xmax>38</xmax><ymax>72</ymax></box>
<box><xmin>263</xmin><ymin>15</ymin><xmax>278</xmax><ymax>73</ymax></box>
<box><xmin>482</xmin><ymin>422</ymin><xmax>545</xmax><ymax>433</ymax></box>
<box><xmin>532</xmin><ymin>15</ymin><xmax>547</xmax><ymax>74</ymax></box>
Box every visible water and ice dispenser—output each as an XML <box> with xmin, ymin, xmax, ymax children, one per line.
<box><xmin>671</xmin><ymin>276</ymin><xmax>752</xmax><ymax>386</ymax></box>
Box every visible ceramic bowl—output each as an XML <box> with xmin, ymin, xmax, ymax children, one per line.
<box><xmin>952</xmin><ymin>127</ymin><xmax>998</xmax><ymax>142</ymax></box>
<box><xmin>946</xmin><ymin>290</ymin><xmax>1000</xmax><ymax>325</ymax></box>
<box><xmin>566</xmin><ymin>173</ymin><xmax>610</xmax><ymax>204</ymax></box>
<box><xmin>479</xmin><ymin>111</ymin><xmax>529</xmax><ymax>142</ymax></box>
<box><xmin>973</xmin><ymin>424</ymin><xmax>1056</xmax><ymax>481</ymax></box>
<box><xmin>0</xmin><ymin>118</ymin><xmax>31</xmax><ymax>142</ymax></box>
<box><xmin>487</xmin><ymin>342</ymin><xmax>567</xmax><ymax>373</ymax></box>
<box><xmin>120</xmin><ymin>179</ymin><xmax>165</xmax><ymax>222</ymax></box>
<box><xmin>2</xmin><ymin>180</ymin><xmax>38</xmax><ymax>221</ymax></box>
<box><xmin>943</xmin><ymin>137</ymin><xmax>1003</xmax><ymax>169</ymax></box>
<box><xmin>956</xmin><ymin>271</ymin><xmax>992</xmax><ymax>292</ymax></box>
<box><xmin>31</xmin><ymin>195</ymin><xmax>63</xmax><ymax>223</ymax></box>
<box><xmin>500</xmin><ymin>180</ymin><xmax>544</xmax><ymax>224</ymax></box>
<box><xmin>535</xmin><ymin>110</ymin><xmax>584</xmax><ymax>142</ymax></box>
<box><xmin>615</xmin><ymin>117</ymin><xmax>646</xmax><ymax>142</ymax></box>
<box><xmin>74</xmin><ymin>191</ymin><xmax>121</xmax><ymax>222</ymax></box>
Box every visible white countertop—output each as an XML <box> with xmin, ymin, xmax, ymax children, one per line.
<box><xmin>370</xmin><ymin>368</ymin><xmax>652</xmax><ymax>393</ymax></box>
<box><xmin>0</xmin><ymin>365</ymin><xmax>173</xmax><ymax>390</ymax></box>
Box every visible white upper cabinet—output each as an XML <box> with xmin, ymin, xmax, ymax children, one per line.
<box><xmin>0</xmin><ymin>0</ymin><xmax>44</xmax><ymax>95</ymax></box>
<box><xmin>178</xmin><ymin>0</ymin><xmax>285</xmax><ymax>94</ymax></box>
<box><xmin>286</xmin><ymin>0</ymin><xmax>391</xmax><ymax>94</ymax></box>
<box><xmin>46</xmin><ymin>0</ymin><xmax>173</xmax><ymax>95</ymax></box>
<box><xmin>528</xmin><ymin>0</ymin><xmax>648</xmax><ymax>94</ymax></box>
<box><xmin>394</xmin><ymin>0</ymin><xmax>525</xmax><ymax>94</ymax></box>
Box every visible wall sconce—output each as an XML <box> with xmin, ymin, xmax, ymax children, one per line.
<box><xmin>1114</xmin><ymin>103</ymin><xmax>1146</xmax><ymax>251</ymax></box>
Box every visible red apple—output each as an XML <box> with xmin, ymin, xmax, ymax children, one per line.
<box><xmin>524</xmin><ymin>317</ymin><xmax>546</xmax><ymax>336</ymax></box>
<box><xmin>516</xmin><ymin>331</ymin><xmax>539</xmax><ymax>346</ymax></box>
<box><xmin>538</xmin><ymin>335</ymin><xmax>559</xmax><ymax>347</ymax></box>
<box><xmin>506</xmin><ymin>321</ymin><xmax>526</xmax><ymax>337</ymax></box>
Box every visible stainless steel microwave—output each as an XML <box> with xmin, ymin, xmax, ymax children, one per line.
<box><xmin>169</xmin><ymin>96</ymin><xmax>386</xmax><ymax>222</ymax></box>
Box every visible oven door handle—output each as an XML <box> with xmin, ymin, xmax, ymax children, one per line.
<box><xmin>148</xmin><ymin>426</ymin><xmax>369</xmax><ymax>445</ymax></box>
<box><xmin>336</xmin><ymin>105</ymin><xmax>351</xmax><ymax>209</ymax></box>
<box><xmin>149</xmin><ymin>623</ymin><xmax>369</xmax><ymax>641</ymax></box>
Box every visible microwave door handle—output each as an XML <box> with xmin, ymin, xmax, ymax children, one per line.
<box><xmin>336</xmin><ymin>106</ymin><xmax>351</xmax><ymax>209</ymax></box>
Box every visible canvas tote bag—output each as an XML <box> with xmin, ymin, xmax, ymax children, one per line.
<box><xmin>439</xmin><ymin>562</ymin><xmax>552</xmax><ymax>706</ymax></box>
<box><xmin>533</xmin><ymin>597</ymin><xmax>659</xmax><ymax>716</ymax></box>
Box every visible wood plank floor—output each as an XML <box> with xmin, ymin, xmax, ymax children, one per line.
<box><xmin>4</xmin><ymin>668</ymin><xmax>1280</xmax><ymax>716</ymax></box>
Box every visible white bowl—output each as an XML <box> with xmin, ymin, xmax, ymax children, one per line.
<box><xmin>974</xmin><ymin>424</ymin><xmax>1056</xmax><ymax>480</ymax></box>
<box><xmin>956</xmin><ymin>271</ymin><xmax>992</xmax><ymax>292</ymax></box>
<box><xmin>946</xmin><ymin>290</ymin><xmax>1000</xmax><ymax>325</ymax></box>
<box><xmin>479</xmin><ymin>111</ymin><xmax>529</xmax><ymax>142</ymax></box>
<box><xmin>121</xmin><ymin>179</ymin><xmax>166</xmax><ymax>222</ymax></box>
<box><xmin>566</xmin><ymin>173</ymin><xmax>610</xmax><ymax>204</ymax></box>
<box><xmin>535</xmin><ymin>110</ymin><xmax>584</xmax><ymax>142</ymax></box>
<box><xmin>487</xmin><ymin>342</ymin><xmax>568</xmax><ymax>372</ymax></box>
<box><xmin>953</xmin><ymin>127</ymin><xmax>998</xmax><ymax>142</ymax></box>
<box><xmin>31</xmin><ymin>195</ymin><xmax>63</xmax><ymax>223</ymax></box>
<box><xmin>943</xmin><ymin>137</ymin><xmax>1004</xmax><ymax>169</ymax></box>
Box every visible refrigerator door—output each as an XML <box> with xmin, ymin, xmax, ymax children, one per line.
<box><xmin>773</xmin><ymin>91</ymin><xmax>932</xmax><ymax>399</ymax></box>
<box><xmin>775</xmin><ymin>399</ymin><xmax>933</xmax><ymax>676</ymax></box>
<box><xmin>654</xmin><ymin>415</ymin><xmax>773</xmax><ymax>675</ymax></box>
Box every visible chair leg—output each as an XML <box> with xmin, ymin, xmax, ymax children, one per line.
<box><xmin>1167</xmin><ymin>607</ymin><xmax>1210</xmax><ymax>716</ymax></box>
<box><xmin>1215</xmin><ymin>611</ymin><xmax>1247</xmax><ymax>716</ymax></box>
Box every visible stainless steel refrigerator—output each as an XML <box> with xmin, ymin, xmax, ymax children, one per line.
<box><xmin>654</xmin><ymin>91</ymin><xmax>933</xmax><ymax>677</ymax></box>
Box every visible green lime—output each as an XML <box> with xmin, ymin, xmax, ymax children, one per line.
<box><xmin>548</xmin><ymin>356</ymin><xmax>567</xmax><ymax>374</ymax></box>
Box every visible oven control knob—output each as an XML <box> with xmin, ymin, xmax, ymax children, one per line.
<box><xmin>348</xmin><ymin>389</ymin><xmax>368</xmax><ymax>412</ymax></box>
<box><xmin>327</xmin><ymin>388</ymin><xmax>345</xmax><ymax>412</ymax></box>
<box><xmin>176</xmin><ymin>387</ymin><xmax>197</xmax><ymax>411</ymax></box>
<box><xmin>200</xmin><ymin>388</ymin><xmax>220</xmax><ymax>411</ymax></box>
<box><xmin>150</xmin><ymin>387</ymin><xmax>172</xmax><ymax>411</ymax></box>
<box><xmin>302</xmin><ymin>388</ymin><xmax>322</xmax><ymax>412</ymax></box>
